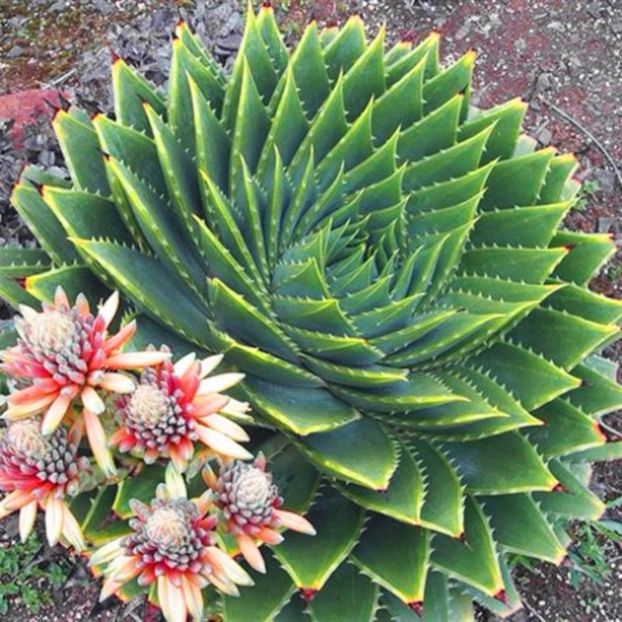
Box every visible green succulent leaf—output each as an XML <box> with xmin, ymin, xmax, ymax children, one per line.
<box><xmin>79</xmin><ymin>485</ymin><xmax>118</xmax><ymax>541</ymax></box>
<box><xmin>223</xmin><ymin>551</ymin><xmax>295</xmax><ymax>622</ymax></box>
<box><xmin>352</xmin><ymin>514</ymin><xmax>430</xmax><ymax>605</ymax></box>
<box><xmin>309</xmin><ymin>563</ymin><xmax>379</xmax><ymax>622</ymax></box>
<box><xmin>273</xmin><ymin>487</ymin><xmax>365</xmax><ymax>591</ymax></box>
<box><xmin>566</xmin><ymin>362</ymin><xmax>622</xmax><ymax>416</ymax></box>
<box><xmin>0</xmin><ymin>247</ymin><xmax>50</xmax><ymax>278</ymax></box>
<box><xmin>75</xmin><ymin>239</ymin><xmax>213</xmax><ymax>348</ymax></box>
<box><xmin>11</xmin><ymin>182</ymin><xmax>80</xmax><ymax>266</ymax></box>
<box><xmin>25</xmin><ymin>265</ymin><xmax>109</xmax><ymax>305</ymax></box>
<box><xmin>53</xmin><ymin>110</ymin><xmax>109</xmax><ymax>195</ymax></box>
<box><xmin>442</xmin><ymin>431</ymin><xmax>557</xmax><ymax>494</ymax></box>
<box><xmin>412</xmin><ymin>439</ymin><xmax>464</xmax><ymax>537</ymax></box>
<box><xmin>533</xmin><ymin>460</ymin><xmax>605</xmax><ymax>520</ymax></box>
<box><xmin>296</xmin><ymin>418</ymin><xmax>398</xmax><ymax>490</ymax></box>
<box><xmin>112</xmin><ymin>465</ymin><xmax>166</xmax><ymax>519</ymax></box>
<box><xmin>481</xmin><ymin>494</ymin><xmax>565</xmax><ymax>563</ymax></box>
<box><xmin>431</xmin><ymin>497</ymin><xmax>504</xmax><ymax>596</ymax></box>
<box><xmin>242</xmin><ymin>376</ymin><xmax>359</xmax><ymax>435</ymax></box>
<box><xmin>335</xmin><ymin>439</ymin><xmax>424</xmax><ymax>525</ymax></box>
<box><xmin>0</xmin><ymin>275</ymin><xmax>41</xmax><ymax>310</ymax></box>
<box><xmin>265</xmin><ymin>442</ymin><xmax>322</xmax><ymax>513</ymax></box>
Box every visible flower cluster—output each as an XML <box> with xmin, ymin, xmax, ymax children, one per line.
<box><xmin>2</xmin><ymin>287</ymin><xmax>167</xmax><ymax>476</ymax></box>
<box><xmin>205</xmin><ymin>454</ymin><xmax>316</xmax><ymax>573</ymax></box>
<box><xmin>0</xmin><ymin>290</ymin><xmax>315</xmax><ymax>622</ymax></box>
<box><xmin>91</xmin><ymin>468</ymin><xmax>253</xmax><ymax>622</ymax></box>
<box><xmin>109</xmin><ymin>352</ymin><xmax>252</xmax><ymax>471</ymax></box>
<box><xmin>93</xmin><ymin>458</ymin><xmax>315</xmax><ymax>621</ymax></box>
<box><xmin>0</xmin><ymin>418</ymin><xmax>87</xmax><ymax>549</ymax></box>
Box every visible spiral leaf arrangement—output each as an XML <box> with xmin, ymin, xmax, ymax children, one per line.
<box><xmin>3</xmin><ymin>3</ymin><xmax>622</xmax><ymax>620</ymax></box>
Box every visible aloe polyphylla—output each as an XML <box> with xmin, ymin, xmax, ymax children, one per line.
<box><xmin>2</xmin><ymin>1</ymin><xmax>622</xmax><ymax>620</ymax></box>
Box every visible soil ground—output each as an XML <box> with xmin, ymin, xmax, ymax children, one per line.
<box><xmin>1</xmin><ymin>1</ymin><xmax>621</xmax><ymax>621</ymax></box>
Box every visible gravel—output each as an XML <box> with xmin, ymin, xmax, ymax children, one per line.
<box><xmin>0</xmin><ymin>0</ymin><xmax>245</xmax><ymax>241</ymax></box>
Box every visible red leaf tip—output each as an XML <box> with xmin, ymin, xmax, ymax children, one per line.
<box><xmin>300</xmin><ymin>588</ymin><xmax>317</xmax><ymax>602</ymax></box>
<box><xmin>408</xmin><ymin>601</ymin><xmax>424</xmax><ymax>616</ymax></box>
<box><xmin>594</xmin><ymin>422</ymin><xmax>608</xmax><ymax>441</ymax></box>
<box><xmin>494</xmin><ymin>589</ymin><xmax>508</xmax><ymax>604</ymax></box>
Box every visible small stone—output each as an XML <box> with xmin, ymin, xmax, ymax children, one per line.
<box><xmin>598</xmin><ymin>217</ymin><xmax>615</xmax><ymax>233</ymax></box>
<box><xmin>455</xmin><ymin>23</ymin><xmax>471</xmax><ymax>41</ymax></box>
<box><xmin>49</xmin><ymin>0</ymin><xmax>67</xmax><ymax>12</ymax></box>
<box><xmin>594</xmin><ymin>168</ymin><xmax>616</xmax><ymax>193</ymax></box>
<box><xmin>611</xmin><ymin>19</ymin><xmax>622</xmax><ymax>34</ymax></box>
<box><xmin>587</xmin><ymin>2</ymin><xmax>603</xmax><ymax>18</ymax></box>
<box><xmin>215</xmin><ymin>33</ymin><xmax>242</xmax><ymax>55</ymax></box>
<box><xmin>7</xmin><ymin>45</ymin><xmax>23</xmax><ymax>59</ymax></box>
<box><xmin>94</xmin><ymin>0</ymin><xmax>114</xmax><ymax>14</ymax></box>
<box><xmin>538</xmin><ymin>128</ymin><xmax>552</xmax><ymax>146</ymax></box>
<box><xmin>535</xmin><ymin>72</ymin><xmax>553</xmax><ymax>91</ymax></box>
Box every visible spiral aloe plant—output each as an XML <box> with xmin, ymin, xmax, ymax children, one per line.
<box><xmin>3</xmin><ymin>3</ymin><xmax>622</xmax><ymax>620</ymax></box>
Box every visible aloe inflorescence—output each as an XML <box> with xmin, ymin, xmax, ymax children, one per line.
<box><xmin>2</xmin><ymin>2</ymin><xmax>622</xmax><ymax>620</ymax></box>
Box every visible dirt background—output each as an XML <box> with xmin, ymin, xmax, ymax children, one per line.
<box><xmin>1</xmin><ymin>1</ymin><xmax>621</xmax><ymax>621</ymax></box>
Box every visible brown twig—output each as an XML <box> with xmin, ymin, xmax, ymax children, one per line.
<box><xmin>537</xmin><ymin>94</ymin><xmax>622</xmax><ymax>193</ymax></box>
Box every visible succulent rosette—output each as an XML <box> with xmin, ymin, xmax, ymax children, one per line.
<box><xmin>0</xmin><ymin>418</ymin><xmax>88</xmax><ymax>549</ymax></box>
<box><xmin>1</xmin><ymin>287</ymin><xmax>169</xmax><ymax>475</ymax></box>
<box><xmin>110</xmin><ymin>352</ymin><xmax>252</xmax><ymax>471</ymax></box>
<box><xmin>2</xmin><ymin>2</ymin><xmax>622</xmax><ymax>620</ymax></box>
<box><xmin>205</xmin><ymin>454</ymin><xmax>316</xmax><ymax>574</ymax></box>
<box><xmin>91</xmin><ymin>466</ymin><xmax>254</xmax><ymax>622</ymax></box>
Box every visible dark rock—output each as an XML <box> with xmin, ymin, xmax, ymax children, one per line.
<box><xmin>535</xmin><ymin>72</ymin><xmax>553</xmax><ymax>92</ymax></box>
<box><xmin>7</xmin><ymin>45</ymin><xmax>23</xmax><ymax>59</ymax></box>
<box><xmin>594</xmin><ymin>168</ymin><xmax>617</xmax><ymax>193</ymax></box>
<box><xmin>598</xmin><ymin>217</ymin><xmax>615</xmax><ymax>233</ymax></box>
<box><xmin>537</xmin><ymin>127</ymin><xmax>553</xmax><ymax>146</ymax></box>
<box><xmin>587</xmin><ymin>1</ymin><xmax>603</xmax><ymax>18</ymax></box>
<box><xmin>215</xmin><ymin>33</ymin><xmax>242</xmax><ymax>55</ymax></box>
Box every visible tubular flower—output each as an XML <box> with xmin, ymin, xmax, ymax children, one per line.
<box><xmin>0</xmin><ymin>418</ymin><xmax>88</xmax><ymax>549</ymax></box>
<box><xmin>110</xmin><ymin>352</ymin><xmax>252</xmax><ymax>471</ymax></box>
<box><xmin>91</xmin><ymin>469</ymin><xmax>253</xmax><ymax>622</ymax></box>
<box><xmin>1</xmin><ymin>287</ymin><xmax>170</xmax><ymax>476</ymax></box>
<box><xmin>206</xmin><ymin>454</ymin><xmax>316</xmax><ymax>574</ymax></box>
